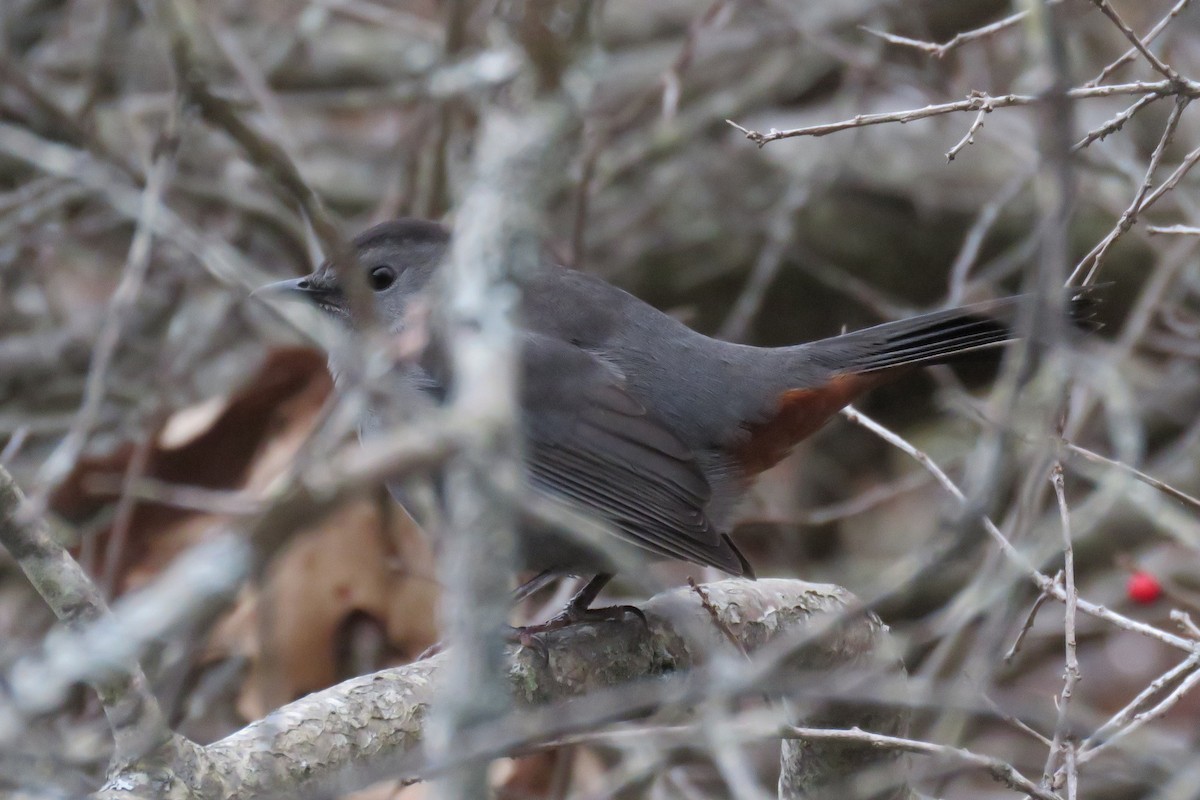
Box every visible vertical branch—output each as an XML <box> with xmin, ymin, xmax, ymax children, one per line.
<box><xmin>1026</xmin><ymin>0</ymin><xmax>1075</xmax><ymax>324</ymax></box>
<box><xmin>1042</xmin><ymin>463</ymin><xmax>1080</xmax><ymax>792</ymax></box>
<box><xmin>428</xmin><ymin>6</ymin><xmax>582</xmax><ymax>799</ymax></box>
<box><xmin>954</xmin><ymin>0</ymin><xmax>1078</xmax><ymax>543</ymax></box>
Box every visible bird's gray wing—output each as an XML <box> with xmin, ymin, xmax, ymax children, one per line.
<box><xmin>520</xmin><ymin>334</ymin><xmax>749</xmax><ymax>575</ymax></box>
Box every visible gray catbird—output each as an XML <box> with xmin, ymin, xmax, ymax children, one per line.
<box><xmin>260</xmin><ymin>218</ymin><xmax>1093</xmax><ymax>627</ymax></box>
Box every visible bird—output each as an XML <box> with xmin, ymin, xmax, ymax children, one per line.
<box><xmin>259</xmin><ymin>218</ymin><xmax>1094</xmax><ymax>629</ymax></box>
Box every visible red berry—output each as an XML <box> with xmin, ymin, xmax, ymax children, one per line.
<box><xmin>1126</xmin><ymin>571</ymin><xmax>1162</xmax><ymax>605</ymax></box>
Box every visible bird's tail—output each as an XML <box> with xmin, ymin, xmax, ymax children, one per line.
<box><xmin>800</xmin><ymin>290</ymin><xmax>1100</xmax><ymax>375</ymax></box>
<box><xmin>730</xmin><ymin>290</ymin><xmax>1100</xmax><ymax>475</ymax></box>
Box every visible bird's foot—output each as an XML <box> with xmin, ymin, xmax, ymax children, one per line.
<box><xmin>512</xmin><ymin>603</ymin><xmax>647</xmax><ymax>662</ymax></box>
<box><xmin>547</xmin><ymin>602</ymin><xmax>645</xmax><ymax>633</ymax></box>
<box><xmin>520</xmin><ymin>601</ymin><xmax>647</xmax><ymax>637</ymax></box>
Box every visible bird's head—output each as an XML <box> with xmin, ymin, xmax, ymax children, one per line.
<box><xmin>258</xmin><ymin>218</ymin><xmax>450</xmax><ymax>330</ymax></box>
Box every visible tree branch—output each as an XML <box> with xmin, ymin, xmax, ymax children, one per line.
<box><xmin>0</xmin><ymin>464</ymin><xmax>172</xmax><ymax>762</ymax></box>
<box><xmin>94</xmin><ymin>579</ymin><xmax>907</xmax><ymax>799</ymax></box>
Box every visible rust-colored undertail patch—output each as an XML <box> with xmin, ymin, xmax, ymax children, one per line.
<box><xmin>734</xmin><ymin>370</ymin><xmax>897</xmax><ymax>475</ymax></box>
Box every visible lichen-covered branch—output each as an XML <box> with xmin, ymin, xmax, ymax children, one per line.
<box><xmin>0</xmin><ymin>464</ymin><xmax>172</xmax><ymax>761</ymax></box>
<box><xmin>95</xmin><ymin>579</ymin><xmax>907</xmax><ymax>800</ymax></box>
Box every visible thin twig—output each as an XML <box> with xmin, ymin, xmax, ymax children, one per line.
<box><xmin>1070</xmin><ymin>95</ymin><xmax>1192</xmax><ymax>285</ymax></box>
<box><xmin>1072</xmin><ymin>92</ymin><xmax>1160</xmax><ymax>150</ymax></box>
<box><xmin>155</xmin><ymin>0</ymin><xmax>374</xmax><ymax>326</ymax></box>
<box><xmin>1041</xmin><ymin>464</ymin><xmax>1080</xmax><ymax>791</ymax></box>
<box><xmin>783</xmin><ymin>726</ymin><xmax>1062</xmax><ymax>800</ymax></box>
<box><xmin>791</xmin><ymin>468</ymin><xmax>937</xmax><ymax>526</ymax></box>
<box><xmin>1084</xmin><ymin>666</ymin><xmax>1200</xmax><ymax>765</ymax></box>
<box><xmin>840</xmin><ymin>405</ymin><xmax>1197</xmax><ymax>655</ymax></box>
<box><xmin>1076</xmin><ymin>653</ymin><xmax>1200</xmax><ymax>764</ymax></box>
<box><xmin>6</xmin><ymin>412</ymin><xmax>471</xmax><ymax>727</ymax></box>
<box><xmin>727</xmin><ymin>81</ymin><xmax>1196</xmax><ymax>146</ymax></box>
<box><xmin>983</xmin><ymin>694</ymin><xmax>1054</xmax><ymax>747</ymax></box>
<box><xmin>1088</xmin><ymin>0</ymin><xmax>1183</xmax><ymax>84</ymax></box>
<box><xmin>717</xmin><ymin>179</ymin><xmax>811</xmax><ymax>341</ymax></box>
<box><xmin>1084</xmin><ymin>145</ymin><xmax>1200</xmax><ymax>287</ymax></box>
<box><xmin>945</xmin><ymin>107</ymin><xmax>988</xmax><ymax>162</ymax></box>
<box><xmin>32</xmin><ymin>149</ymin><xmax>175</xmax><ymax>515</ymax></box>
<box><xmin>1064</xmin><ymin>743</ymin><xmax>1077</xmax><ymax>800</ymax></box>
<box><xmin>947</xmin><ymin>172</ymin><xmax>1031</xmax><ymax>302</ymax></box>
<box><xmin>99</xmin><ymin>405</ymin><xmax>171</xmax><ymax>599</ymax></box>
<box><xmin>1172</xmin><ymin>611</ymin><xmax>1200</xmax><ymax>639</ymax></box>
<box><xmin>1148</xmin><ymin>224</ymin><xmax>1200</xmax><ymax>235</ymax></box>
<box><xmin>1063</xmin><ymin>440</ymin><xmax>1200</xmax><ymax>512</ymax></box>
<box><xmin>570</xmin><ymin>0</ymin><xmax>731</xmax><ymax>265</ymax></box>
<box><xmin>860</xmin><ymin>8</ymin><xmax>1031</xmax><ymax>59</ymax></box>
<box><xmin>1087</xmin><ymin>0</ymin><xmax>1194</xmax><ymax>86</ymax></box>
<box><xmin>1003</xmin><ymin>571</ymin><xmax>1061</xmax><ymax>664</ymax></box>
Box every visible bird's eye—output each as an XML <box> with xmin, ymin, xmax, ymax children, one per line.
<box><xmin>369</xmin><ymin>266</ymin><xmax>396</xmax><ymax>291</ymax></box>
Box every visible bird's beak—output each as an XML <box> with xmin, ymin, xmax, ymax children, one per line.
<box><xmin>253</xmin><ymin>276</ymin><xmax>349</xmax><ymax>323</ymax></box>
<box><xmin>252</xmin><ymin>277</ymin><xmax>318</xmax><ymax>301</ymax></box>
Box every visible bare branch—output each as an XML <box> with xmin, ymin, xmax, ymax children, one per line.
<box><xmin>840</xmin><ymin>406</ymin><xmax>1198</xmax><ymax>655</ymax></box>
<box><xmin>1148</xmin><ymin>224</ymin><xmax>1200</xmax><ymax>235</ymax></box>
<box><xmin>1087</xmin><ymin>0</ymin><xmax>1194</xmax><ymax>86</ymax></box>
<box><xmin>0</xmin><ymin>465</ymin><xmax>171</xmax><ymax>762</ymax></box>
<box><xmin>1041</xmin><ymin>465</ymin><xmax>1080</xmax><ymax>792</ymax></box>
<box><xmin>944</xmin><ymin>108</ymin><xmax>988</xmax><ymax>162</ymax></box>
<box><xmin>1004</xmin><ymin>571</ymin><xmax>1061</xmax><ymax>664</ymax></box>
<box><xmin>1077</xmin><ymin>653</ymin><xmax>1200</xmax><ymax>764</ymax></box>
<box><xmin>1088</xmin><ymin>0</ymin><xmax>1184</xmax><ymax>84</ymax></box>
<box><xmin>727</xmin><ymin>81</ymin><xmax>1195</xmax><ymax>146</ymax></box>
<box><xmin>1063</xmin><ymin>441</ymin><xmax>1200</xmax><ymax>512</ymax></box>
<box><xmin>154</xmin><ymin>0</ymin><xmax>374</xmax><ymax>326</ymax></box>
<box><xmin>1</xmin><ymin>413</ymin><xmax>471</xmax><ymax>738</ymax></box>
<box><xmin>860</xmin><ymin>8</ymin><xmax>1030</xmax><ymax>60</ymax></box>
<box><xmin>31</xmin><ymin>151</ymin><xmax>175</xmax><ymax>516</ymax></box>
<box><xmin>783</xmin><ymin>727</ymin><xmax>1061</xmax><ymax>800</ymax></box>
<box><xmin>1071</xmin><ymin>97</ymin><xmax>1195</xmax><ymax>285</ymax></box>
<box><xmin>1072</xmin><ymin>93</ymin><xmax>1160</xmax><ymax>150</ymax></box>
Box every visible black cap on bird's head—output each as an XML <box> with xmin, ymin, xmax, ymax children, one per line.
<box><xmin>256</xmin><ymin>218</ymin><xmax>451</xmax><ymax>329</ymax></box>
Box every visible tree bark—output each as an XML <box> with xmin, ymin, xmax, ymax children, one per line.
<box><xmin>96</xmin><ymin>578</ymin><xmax>909</xmax><ymax>800</ymax></box>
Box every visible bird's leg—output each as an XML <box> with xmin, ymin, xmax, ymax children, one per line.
<box><xmin>513</xmin><ymin>569</ymin><xmax>559</xmax><ymax>603</ymax></box>
<box><xmin>418</xmin><ymin>574</ymin><xmax>647</xmax><ymax>660</ymax></box>
<box><xmin>517</xmin><ymin>574</ymin><xmax>646</xmax><ymax>635</ymax></box>
<box><xmin>417</xmin><ymin>571</ymin><xmax>562</xmax><ymax>659</ymax></box>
